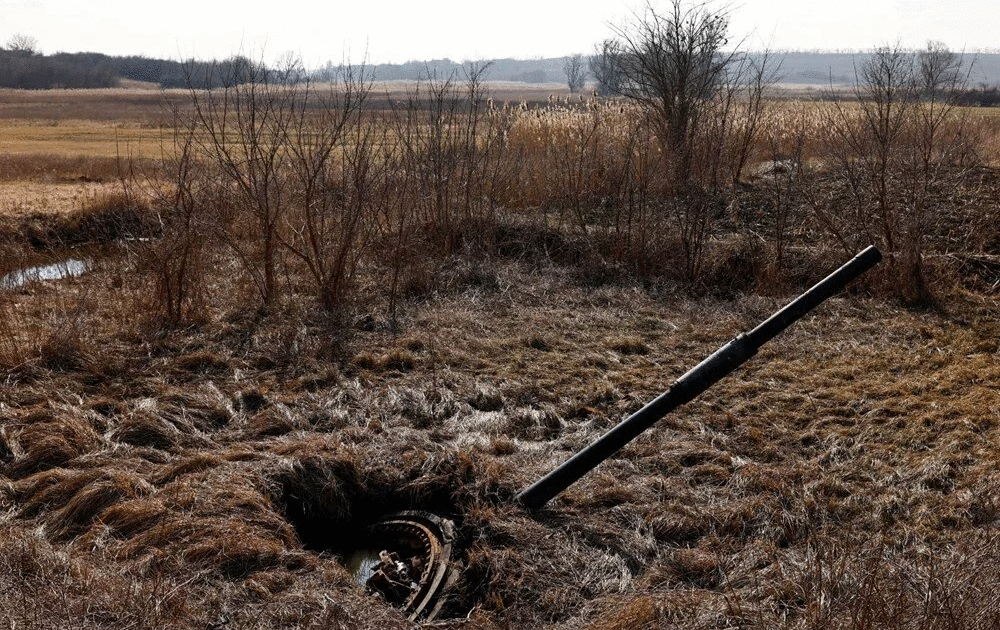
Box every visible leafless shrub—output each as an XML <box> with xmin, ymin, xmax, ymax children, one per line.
<box><xmin>754</xmin><ymin>103</ymin><xmax>810</xmax><ymax>283</ymax></box>
<box><xmin>613</xmin><ymin>0</ymin><xmax>732</xmax><ymax>186</ymax></box>
<box><xmin>279</xmin><ymin>65</ymin><xmax>381</xmax><ymax>316</ymax></box>
<box><xmin>820</xmin><ymin>43</ymin><xmax>977</xmax><ymax>302</ymax></box>
<box><xmin>382</xmin><ymin>63</ymin><xmax>520</xmax><ymax>313</ymax></box>
<box><xmin>386</xmin><ymin>64</ymin><xmax>498</xmax><ymax>235</ymax></box>
<box><xmin>128</xmin><ymin>123</ymin><xmax>211</xmax><ymax>327</ymax></box>
<box><xmin>160</xmin><ymin>56</ymin><xmax>389</xmax><ymax>329</ymax></box>
<box><xmin>597</xmin><ymin>0</ymin><xmax>779</xmax><ymax>285</ymax></box>
<box><xmin>183</xmin><ymin>58</ymin><xmax>295</xmax><ymax>307</ymax></box>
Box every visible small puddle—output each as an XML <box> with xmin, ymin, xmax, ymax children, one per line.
<box><xmin>0</xmin><ymin>259</ymin><xmax>91</xmax><ymax>289</ymax></box>
<box><xmin>343</xmin><ymin>547</ymin><xmax>384</xmax><ymax>586</ymax></box>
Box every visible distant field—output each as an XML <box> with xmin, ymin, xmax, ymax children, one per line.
<box><xmin>0</xmin><ymin>82</ymin><xmax>996</xmax><ymax>155</ymax></box>
<box><xmin>0</xmin><ymin>82</ymin><xmax>574</xmax><ymax>160</ymax></box>
<box><xmin>0</xmin><ymin>120</ymin><xmax>166</xmax><ymax>159</ymax></box>
<box><xmin>1</xmin><ymin>82</ymin><xmax>998</xmax><ymax>215</ymax></box>
<box><xmin>0</xmin><ymin>82</ymin><xmax>571</xmax><ymax>125</ymax></box>
<box><xmin>0</xmin><ymin>181</ymin><xmax>120</xmax><ymax>217</ymax></box>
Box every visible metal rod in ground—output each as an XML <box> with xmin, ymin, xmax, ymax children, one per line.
<box><xmin>516</xmin><ymin>246</ymin><xmax>883</xmax><ymax>510</ymax></box>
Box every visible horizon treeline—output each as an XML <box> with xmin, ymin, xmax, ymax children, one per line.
<box><xmin>3</xmin><ymin>46</ymin><xmax>1000</xmax><ymax>106</ymax></box>
<box><xmin>0</xmin><ymin>48</ymin><xmax>273</xmax><ymax>89</ymax></box>
<box><xmin>0</xmin><ymin>48</ymin><xmax>578</xmax><ymax>89</ymax></box>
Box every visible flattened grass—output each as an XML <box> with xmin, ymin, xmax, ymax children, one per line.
<box><xmin>4</xmin><ymin>246</ymin><xmax>999</xmax><ymax>628</ymax></box>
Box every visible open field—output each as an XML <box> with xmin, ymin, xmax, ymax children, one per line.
<box><xmin>1</xmin><ymin>82</ymin><xmax>1000</xmax><ymax>629</ymax></box>
<box><xmin>0</xmin><ymin>122</ymin><xmax>163</xmax><ymax>159</ymax></box>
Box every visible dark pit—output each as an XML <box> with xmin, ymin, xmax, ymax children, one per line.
<box><xmin>276</xmin><ymin>469</ymin><xmax>463</xmax><ymax>622</ymax></box>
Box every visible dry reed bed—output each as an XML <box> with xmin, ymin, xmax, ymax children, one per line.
<box><xmin>1</xmin><ymin>252</ymin><xmax>999</xmax><ymax>628</ymax></box>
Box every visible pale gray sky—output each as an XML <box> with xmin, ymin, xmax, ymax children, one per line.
<box><xmin>4</xmin><ymin>0</ymin><xmax>997</xmax><ymax>66</ymax></box>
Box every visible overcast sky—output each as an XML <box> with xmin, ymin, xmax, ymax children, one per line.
<box><xmin>4</xmin><ymin>0</ymin><xmax>997</xmax><ymax>67</ymax></box>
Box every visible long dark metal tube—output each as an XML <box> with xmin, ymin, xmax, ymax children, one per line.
<box><xmin>516</xmin><ymin>245</ymin><xmax>882</xmax><ymax>510</ymax></box>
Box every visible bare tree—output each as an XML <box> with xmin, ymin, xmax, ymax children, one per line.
<box><xmin>184</xmin><ymin>56</ymin><xmax>298</xmax><ymax>306</ymax></box>
<box><xmin>563</xmin><ymin>54</ymin><xmax>586</xmax><ymax>93</ymax></box>
<box><xmin>6</xmin><ymin>33</ymin><xmax>37</xmax><ymax>54</ymax></box>
<box><xmin>273</xmin><ymin>50</ymin><xmax>306</xmax><ymax>84</ymax></box>
<box><xmin>856</xmin><ymin>44</ymin><xmax>917</xmax><ymax>254</ymax></box>
<box><xmin>177</xmin><ymin>53</ymin><xmax>381</xmax><ymax>313</ymax></box>
<box><xmin>612</xmin><ymin>0</ymin><xmax>738</xmax><ymax>185</ymax></box>
<box><xmin>589</xmin><ymin>39</ymin><xmax>625</xmax><ymax>97</ymax></box>
<box><xmin>918</xmin><ymin>41</ymin><xmax>963</xmax><ymax>100</ymax></box>
<box><xmin>601</xmin><ymin>0</ymin><xmax>777</xmax><ymax>284</ymax></box>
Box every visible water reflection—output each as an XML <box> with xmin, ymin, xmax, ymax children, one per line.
<box><xmin>0</xmin><ymin>259</ymin><xmax>90</xmax><ymax>289</ymax></box>
<box><xmin>343</xmin><ymin>547</ymin><xmax>383</xmax><ymax>586</ymax></box>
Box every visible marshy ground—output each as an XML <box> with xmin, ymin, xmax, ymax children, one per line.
<box><xmin>1</xmin><ymin>83</ymin><xmax>999</xmax><ymax>629</ymax></box>
<box><xmin>4</xmin><ymin>245</ymin><xmax>1000</xmax><ymax>628</ymax></box>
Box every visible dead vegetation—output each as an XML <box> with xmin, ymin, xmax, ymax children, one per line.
<box><xmin>2</xmin><ymin>248</ymin><xmax>1000</xmax><ymax>628</ymax></box>
<box><xmin>0</xmin><ymin>76</ymin><xmax>999</xmax><ymax>629</ymax></box>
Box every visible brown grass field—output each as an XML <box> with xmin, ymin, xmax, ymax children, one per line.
<box><xmin>1</xmin><ymin>81</ymin><xmax>1000</xmax><ymax>629</ymax></box>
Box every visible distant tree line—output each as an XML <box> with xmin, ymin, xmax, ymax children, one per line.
<box><xmin>954</xmin><ymin>83</ymin><xmax>1000</xmax><ymax>107</ymax></box>
<box><xmin>349</xmin><ymin>57</ymin><xmax>566</xmax><ymax>84</ymax></box>
<box><xmin>0</xmin><ymin>49</ymin><xmax>118</xmax><ymax>89</ymax></box>
<box><xmin>2</xmin><ymin>32</ymin><xmax>1000</xmax><ymax>103</ymax></box>
<box><xmin>0</xmin><ymin>41</ymin><xmax>273</xmax><ymax>90</ymax></box>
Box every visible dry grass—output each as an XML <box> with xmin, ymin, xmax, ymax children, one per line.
<box><xmin>0</xmin><ymin>84</ymin><xmax>999</xmax><ymax>629</ymax></box>
<box><xmin>4</xmin><ymin>247</ymin><xmax>1000</xmax><ymax>627</ymax></box>
<box><xmin>0</xmin><ymin>180</ymin><xmax>124</xmax><ymax>218</ymax></box>
<box><xmin>0</xmin><ymin>121</ymin><xmax>164</xmax><ymax>159</ymax></box>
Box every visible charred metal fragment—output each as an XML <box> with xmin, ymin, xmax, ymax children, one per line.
<box><xmin>351</xmin><ymin>510</ymin><xmax>461</xmax><ymax>622</ymax></box>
